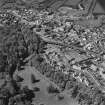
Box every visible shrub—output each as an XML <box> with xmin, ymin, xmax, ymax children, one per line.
<box><xmin>47</xmin><ymin>83</ymin><xmax>60</xmax><ymax>94</ymax></box>
<box><xmin>57</xmin><ymin>93</ymin><xmax>64</xmax><ymax>100</ymax></box>
<box><xmin>31</xmin><ymin>74</ymin><xmax>40</xmax><ymax>83</ymax></box>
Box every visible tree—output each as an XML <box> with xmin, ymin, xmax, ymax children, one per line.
<box><xmin>22</xmin><ymin>86</ymin><xmax>35</xmax><ymax>101</ymax></box>
<box><xmin>14</xmin><ymin>75</ymin><xmax>24</xmax><ymax>82</ymax></box>
<box><xmin>57</xmin><ymin>93</ymin><xmax>64</xmax><ymax>100</ymax></box>
<box><xmin>33</xmin><ymin>87</ymin><xmax>40</xmax><ymax>92</ymax></box>
<box><xmin>47</xmin><ymin>83</ymin><xmax>60</xmax><ymax>94</ymax></box>
<box><xmin>71</xmin><ymin>85</ymin><xmax>80</xmax><ymax>99</ymax></box>
<box><xmin>31</xmin><ymin>74</ymin><xmax>40</xmax><ymax>83</ymax></box>
<box><xmin>65</xmin><ymin>77</ymin><xmax>77</xmax><ymax>90</ymax></box>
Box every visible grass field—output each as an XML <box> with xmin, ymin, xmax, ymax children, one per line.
<box><xmin>18</xmin><ymin>66</ymin><xmax>79</xmax><ymax>105</ymax></box>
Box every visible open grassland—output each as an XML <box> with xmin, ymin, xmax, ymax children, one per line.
<box><xmin>18</xmin><ymin>66</ymin><xmax>79</xmax><ymax>105</ymax></box>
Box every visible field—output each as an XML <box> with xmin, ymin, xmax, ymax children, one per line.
<box><xmin>18</xmin><ymin>66</ymin><xmax>79</xmax><ymax>105</ymax></box>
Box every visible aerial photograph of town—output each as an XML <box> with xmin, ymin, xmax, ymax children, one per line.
<box><xmin>0</xmin><ymin>0</ymin><xmax>105</xmax><ymax>105</ymax></box>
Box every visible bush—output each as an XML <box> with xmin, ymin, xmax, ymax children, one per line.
<box><xmin>33</xmin><ymin>87</ymin><xmax>40</xmax><ymax>92</ymax></box>
<box><xmin>14</xmin><ymin>75</ymin><xmax>24</xmax><ymax>82</ymax></box>
<box><xmin>47</xmin><ymin>83</ymin><xmax>60</xmax><ymax>94</ymax></box>
<box><xmin>31</xmin><ymin>74</ymin><xmax>40</xmax><ymax>83</ymax></box>
<box><xmin>22</xmin><ymin>86</ymin><xmax>35</xmax><ymax>101</ymax></box>
<box><xmin>57</xmin><ymin>93</ymin><xmax>64</xmax><ymax>100</ymax></box>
